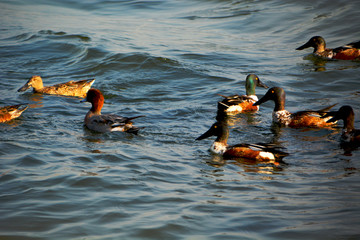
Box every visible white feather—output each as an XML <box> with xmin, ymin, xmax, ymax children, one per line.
<box><xmin>273</xmin><ymin>110</ymin><xmax>292</xmax><ymax>125</ymax></box>
<box><xmin>210</xmin><ymin>142</ymin><xmax>228</xmax><ymax>155</ymax></box>
<box><xmin>226</xmin><ymin>105</ymin><xmax>243</xmax><ymax>112</ymax></box>
<box><xmin>258</xmin><ymin>151</ymin><xmax>275</xmax><ymax>160</ymax></box>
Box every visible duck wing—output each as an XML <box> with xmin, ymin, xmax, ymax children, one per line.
<box><xmin>333</xmin><ymin>40</ymin><xmax>360</xmax><ymax>53</ymax></box>
<box><xmin>292</xmin><ymin>103</ymin><xmax>338</xmax><ymax>119</ymax></box>
<box><xmin>54</xmin><ymin>79</ymin><xmax>95</xmax><ymax>90</ymax></box>
<box><xmin>88</xmin><ymin>114</ymin><xmax>144</xmax><ymax>134</ymax></box>
<box><xmin>218</xmin><ymin>94</ymin><xmax>253</xmax><ymax>107</ymax></box>
<box><xmin>230</xmin><ymin>143</ymin><xmax>289</xmax><ymax>159</ymax></box>
<box><xmin>0</xmin><ymin>104</ymin><xmax>28</xmax><ymax>122</ymax></box>
<box><xmin>93</xmin><ymin>114</ymin><xmax>143</xmax><ymax>125</ymax></box>
<box><xmin>218</xmin><ymin>94</ymin><xmax>253</xmax><ymax>101</ymax></box>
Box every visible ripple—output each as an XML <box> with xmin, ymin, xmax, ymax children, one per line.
<box><xmin>1</xmin><ymin>0</ymin><xmax>360</xmax><ymax>239</ymax></box>
<box><xmin>17</xmin><ymin>155</ymin><xmax>45</xmax><ymax>167</ymax></box>
<box><xmin>37</xmin><ymin>30</ymin><xmax>92</xmax><ymax>42</ymax></box>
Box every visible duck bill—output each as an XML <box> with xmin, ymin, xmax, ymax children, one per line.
<box><xmin>257</xmin><ymin>79</ymin><xmax>269</xmax><ymax>89</ymax></box>
<box><xmin>296</xmin><ymin>40</ymin><xmax>312</xmax><ymax>50</ymax></box>
<box><xmin>253</xmin><ymin>94</ymin><xmax>269</xmax><ymax>106</ymax></box>
<box><xmin>17</xmin><ymin>82</ymin><xmax>31</xmax><ymax>92</ymax></box>
<box><xmin>196</xmin><ymin>127</ymin><xmax>215</xmax><ymax>141</ymax></box>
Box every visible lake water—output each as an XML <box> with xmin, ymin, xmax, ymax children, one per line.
<box><xmin>1</xmin><ymin>0</ymin><xmax>360</xmax><ymax>239</ymax></box>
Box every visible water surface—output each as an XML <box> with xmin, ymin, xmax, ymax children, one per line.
<box><xmin>1</xmin><ymin>0</ymin><xmax>360</xmax><ymax>239</ymax></box>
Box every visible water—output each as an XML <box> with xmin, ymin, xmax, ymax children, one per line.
<box><xmin>1</xmin><ymin>0</ymin><xmax>360</xmax><ymax>239</ymax></box>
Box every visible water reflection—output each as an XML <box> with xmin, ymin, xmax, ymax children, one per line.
<box><xmin>301</xmin><ymin>54</ymin><xmax>360</xmax><ymax>72</ymax></box>
<box><xmin>80</xmin><ymin>127</ymin><xmax>106</xmax><ymax>153</ymax></box>
<box><xmin>0</xmin><ymin>117</ymin><xmax>25</xmax><ymax>129</ymax></box>
<box><xmin>205</xmin><ymin>153</ymin><xmax>285</xmax><ymax>175</ymax></box>
<box><xmin>270</xmin><ymin>123</ymin><xmax>283</xmax><ymax>143</ymax></box>
<box><xmin>341</xmin><ymin>142</ymin><xmax>359</xmax><ymax>156</ymax></box>
<box><xmin>20</xmin><ymin>93</ymin><xmax>45</xmax><ymax>108</ymax></box>
<box><xmin>302</xmin><ymin>54</ymin><xmax>328</xmax><ymax>71</ymax></box>
<box><xmin>215</xmin><ymin>109</ymin><xmax>262</xmax><ymax>126</ymax></box>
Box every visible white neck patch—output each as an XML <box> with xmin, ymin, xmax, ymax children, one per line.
<box><xmin>273</xmin><ymin>110</ymin><xmax>292</xmax><ymax>125</ymax></box>
<box><xmin>210</xmin><ymin>142</ymin><xmax>228</xmax><ymax>155</ymax></box>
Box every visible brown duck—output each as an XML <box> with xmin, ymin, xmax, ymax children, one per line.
<box><xmin>18</xmin><ymin>75</ymin><xmax>95</xmax><ymax>98</ymax></box>
<box><xmin>0</xmin><ymin>104</ymin><xmax>28</xmax><ymax>123</ymax></box>
<box><xmin>81</xmin><ymin>89</ymin><xmax>144</xmax><ymax>134</ymax></box>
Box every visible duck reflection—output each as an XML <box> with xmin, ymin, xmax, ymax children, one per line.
<box><xmin>203</xmin><ymin>152</ymin><xmax>285</xmax><ymax>176</ymax></box>
<box><xmin>22</xmin><ymin>93</ymin><xmax>44</xmax><ymax>109</ymax></box>
<box><xmin>215</xmin><ymin>109</ymin><xmax>262</xmax><ymax>127</ymax></box>
<box><xmin>340</xmin><ymin>142</ymin><xmax>359</xmax><ymax>156</ymax></box>
<box><xmin>302</xmin><ymin>54</ymin><xmax>327</xmax><ymax>72</ymax></box>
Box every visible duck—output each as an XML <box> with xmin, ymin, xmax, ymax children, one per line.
<box><xmin>323</xmin><ymin>105</ymin><xmax>360</xmax><ymax>144</ymax></box>
<box><xmin>18</xmin><ymin>75</ymin><xmax>95</xmax><ymax>98</ymax></box>
<box><xmin>81</xmin><ymin>88</ymin><xmax>144</xmax><ymax>134</ymax></box>
<box><xmin>196</xmin><ymin>121</ymin><xmax>288</xmax><ymax>161</ymax></box>
<box><xmin>0</xmin><ymin>104</ymin><xmax>28</xmax><ymax>123</ymax></box>
<box><xmin>253</xmin><ymin>87</ymin><xmax>337</xmax><ymax>128</ymax></box>
<box><xmin>217</xmin><ymin>74</ymin><xmax>269</xmax><ymax>114</ymax></box>
<box><xmin>296</xmin><ymin>36</ymin><xmax>360</xmax><ymax>60</ymax></box>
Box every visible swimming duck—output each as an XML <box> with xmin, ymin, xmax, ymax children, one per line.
<box><xmin>18</xmin><ymin>76</ymin><xmax>95</xmax><ymax>98</ymax></box>
<box><xmin>196</xmin><ymin>121</ymin><xmax>288</xmax><ymax>161</ymax></box>
<box><xmin>323</xmin><ymin>105</ymin><xmax>360</xmax><ymax>144</ymax></box>
<box><xmin>81</xmin><ymin>88</ymin><xmax>144</xmax><ymax>134</ymax></box>
<box><xmin>296</xmin><ymin>36</ymin><xmax>360</xmax><ymax>60</ymax></box>
<box><xmin>217</xmin><ymin>74</ymin><xmax>269</xmax><ymax>114</ymax></box>
<box><xmin>253</xmin><ymin>87</ymin><xmax>337</xmax><ymax>128</ymax></box>
<box><xmin>0</xmin><ymin>104</ymin><xmax>28</xmax><ymax>123</ymax></box>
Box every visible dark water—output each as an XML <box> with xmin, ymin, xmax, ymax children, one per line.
<box><xmin>1</xmin><ymin>0</ymin><xmax>360</xmax><ymax>239</ymax></box>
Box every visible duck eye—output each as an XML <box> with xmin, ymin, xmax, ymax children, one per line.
<box><xmin>271</xmin><ymin>90</ymin><xmax>274</xmax><ymax>94</ymax></box>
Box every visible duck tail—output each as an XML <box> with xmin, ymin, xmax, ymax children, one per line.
<box><xmin>126</xmin><ymin>126</ymin><xmax>145</xmax><ymax>135</ymax></box>
<box><xmin>314</xmin><ymin>103</ymin><xmax>338</xmax><ymax>117</ymax></box>
<box><xmin>126</xmin><ymin>115</ymin><xmax>145</xmax><ymax>122</ymax></box>
<box><xmin>252</xmin><ymin>143</ymin><xmax>289</xmax><ymax>160</ymax></box>
<box><xmin>317</xmin><ymin>103</ymin><xmax>337</xmax><ymax>113</ymax></box>
<box><xmin>296</xmin><ymin>103</ymin><xmax>338</xmax><ymax>118</ymax></box>
<box><xmin>344</xmin><ymin>40</ymin><xmax>360</xmax><ymax>49</ymax></box>
<box><xmin>217</xmin><ymin>93</ymin><xmax>230</xmax><ymax>98</ymax></box>
<box><xmin>9</xmin><ymin>103</ymin><xmax>28</xmax><ymax>113</ymax></box>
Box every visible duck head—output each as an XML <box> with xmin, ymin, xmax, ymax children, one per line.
<box><xmin>324</xmin><ymin>105</ymin><xmax>355</xmax><ymax>131</ymax></box>
<box><xmin>196</xmin><ymin>121</ymin><xmax>229</xmax><ymax>144</ymax></box>
<box><xmin>245</xmin><ymin>74</ymin><xmax>269</xmax><ymax>96</ymax></box>
<box><xmin>253</xmin><ymin>87</ymin><xmax>286</xmax><ymax>111</ymax></box>
<box><xmin>81</xmin><ymin>88</ymin><xmax>104</xmax><ymax>114</ymax></box>
<box><xmin>18</xmin><ymin>76</ymin><xmax>44</xmax><ymax>92</ymax></box>
<box><xmin>296</xmin><ymin>36</ymin><xmax>326</xmax><ymax>53</ymax></box>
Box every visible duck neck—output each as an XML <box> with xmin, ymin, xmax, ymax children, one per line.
<box><xmin>343</xmin><ymin>112</ymin><xmax>355</xmax><ymax>132</ymax></box>
<box><xmin>90</xmin><ymin>100</ymin><xmax>103</xmax><ymax>115</ymax></box>
<box><xmin>314</xmin><ymin>37</ymin><xmax>326</xmax><ymax>53</ymax></box>
<box><xmin>245</xmin><ymin>80</ymin><xmax>256</xmax><ymax>96</ymax></box>
<box><xmin>315</xmin><ymin>44</ymin><xmax>326</xmax><ymax>53</ymax></box>
<box><xmin>274</xmin><ymin>93</ymin><xmax>285</xmax><ymax>112</ymax></box>
<box><xmin>215</xmin><ymin>124</ymin><xmax>229</xmax><ymax>145</ymax></box>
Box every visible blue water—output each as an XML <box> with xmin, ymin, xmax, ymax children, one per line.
<box><xmin>1</xmin><ymin>0</ymin><xmax>360</xmax><ymax>239</ymax></box>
